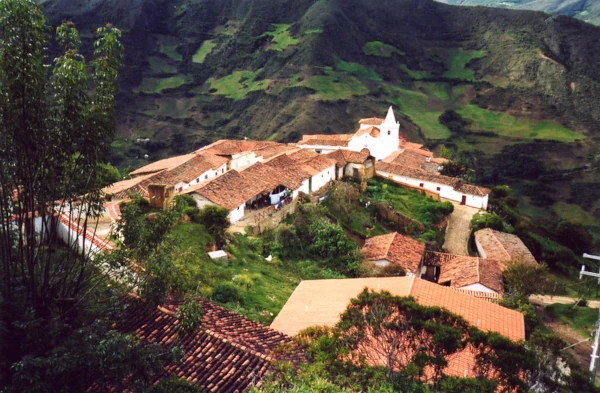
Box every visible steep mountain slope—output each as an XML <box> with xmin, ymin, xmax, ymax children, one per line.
<box><xmin>37</xmin><ymin>0</ymin><xmax>600</xmax><ymax>227</ymax></box>
<box><xmin>435</xmin><ymin>0</ymin><xmax>600</xmax><ymax>25</ymax></box>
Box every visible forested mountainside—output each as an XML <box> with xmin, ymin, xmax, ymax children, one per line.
<box><xmin>435</xmin><ymin>0</ymin><xmax>600</xmax><ymax>26</ymax></box>
<box><xmin>37</xmin><ymin>0</ymin><xmax>600</xmax><ymax>230</ymax></box>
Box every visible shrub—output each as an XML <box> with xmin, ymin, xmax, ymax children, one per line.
<box><xmin>183</xmin><ymin>206</ymin><xmax>200</xmax><ymax>222</ymax></box>
<box><xmin>471</xmin><ymin>213</ymin><xmax>503</xmax><ymax>231</ymax></box>
<box><xmin>212</xmin><ymin>282</ymin><xmax>244</xmax><ymax>304</ymax></box>
<box><xmin>175</xmin><ymin>194</ymin><xmax>198</xmax><ymax>208</ymax></box>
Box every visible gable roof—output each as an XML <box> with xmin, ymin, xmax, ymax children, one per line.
<box><xmin>474</xmin><ymin>228</ymin><xmax>537</xmax><ymax>265</ymax></box>
<box><xmin>362</xmin><ymin>232</ymin><xmax>425</xmax><ymax>274</ymax></box>
<box><xmin>358</xmin><ymin>117</ymin><xmax>384</xmax><ymax>125</ymax></box>
<box><xmin>129</xmin><ymin>153</ymin><xmax>196</xmax><ymax>176</ymax></box>
<box><xmin>437</xmin><ymin>256</ymin><xmax>505</xmax><ymax>293</ymax></box>
<box><xmin>286</xmin><ymin>149</ymin><xmax>320</xmax><ymax>163</ymax></box>
<box><xmin>325</xmin><ymin>149</ymin><xmax>372</xmax><ymax>166</ymax></box>
<box><xmin>185</xmin><ymin>170</ymin><xmax>256</xmax><ymax>210</ymax></box>
<box><xmin>376</xmin><ymin>162</ymin><xmax>491</xmax><ymax>197</ymax></box>
<box><xmin>354</xmin><ymin>126</ymin><xmax>380</xmax><ymax>138</ymax></box>
<box><xmin>297</xmin><ymin>134</ymin><xmax>354</xmax><ymax>148</ymax></box>
<box><xmin>303</xmin><ymin>155</ymin><xmax>336</xmax><ymax>173</ymax></box>
<box><xmin>270</xmin><ymin>276</ymin><xmax>524</xmax><ymax>341</ymax></box>
<box><xmin>114</xmin><ymin>299</ymin><xmax>295</xmax><ymax>393</ymax></box>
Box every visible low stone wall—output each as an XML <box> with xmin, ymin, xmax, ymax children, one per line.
<box><xmin>245</xmin><ymin>199</ymin><xmax>297</xmax><ymax>235</ymax></box>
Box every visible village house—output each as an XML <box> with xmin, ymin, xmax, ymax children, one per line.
<box><xmin>434</xmin><ymin>253</ymin><xmax>504</xmax><ymax>294</ymax></box>
<box><xmin>324</xmin><ymin>149</ymin><xmax>376</xmax><ymax>182</ymax></box>
<box><xmin>270</xmin><ymin>276</ymin><xmax>524</xmax><ymax>378</ymax></box>
<box><xmin>94</xmin><ymin>298</ymin><xmax>298</xmax><ymax>393</ymax></box>
<box><xmin>376</xmin><ymin>161</ymin><xmax>490</xmax><ymax>209</ymax></box>
<box><xmin>474</xmin><ymin>227</ymin><xmax>537</xmax><ymax>266</ymax></box>
<box><xmin>361</xmin><ymin>232</ymin><xmax>425</xmax><ymax>275</ymax></box>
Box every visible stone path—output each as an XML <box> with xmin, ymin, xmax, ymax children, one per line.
<box><xmin>442</xmin><ymin>201</ymin><xmax>481</xmax><ymax>256</ymax></box>
<box><xmin>530</xmin><ymin>294</ymin><xmax>600</xmax><ymax>308</ymax></box>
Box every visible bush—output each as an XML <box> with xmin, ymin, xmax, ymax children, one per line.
<box><xmin>471</xmin><ymin>213</ymin><xmax>503</xmax><ymax>231</ymax></box>
<box><xmin>184</xmin><ymin>206</ymin><xmax>200</xmax><ymax>222</ymax></box>
<box><xmin>175</xmin><ymin>194</ymin><xmax>198</xmax><ymax>208</ymax></box>
<box><xmin>212</xmin><ymin>282</ymin><xmax>244</xmax><ymax>304</ymax></box>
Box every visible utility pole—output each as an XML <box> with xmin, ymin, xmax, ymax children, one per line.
<box><xmin>580</xmin><ymin>253</ymin><xmax>600</xmax><ymax>383</ymax></box>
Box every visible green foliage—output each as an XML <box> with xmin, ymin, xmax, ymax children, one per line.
<box><xmin>212</xmin><ymin>282</ymin><xmax>244</xmax><ymax>304</ymax></box>
<box><xmin>308</xmin><ymin>218</ymin><xmax>361</xmax><ymax>275</ymax></box>
<box><xmin>148</xmin><ymin>56</ymin><xmax>177</xmax><ymax>74</ymax></box>
<box><xmin>97</xmin><ymin>162</ymin><xmax>122</xmax><ymax>186</ymax></box>
<box><xmin>176</xmin><ymin>296</ymin><xmax>204</xmax><ymax>334</ymax></box>
<box><xmin>174</xmin><ymin>194</ymin><xmax>198</xmax><ymax>208</ymax></box>
<box><xmin>555</xmin><ymin>220</ymin><xmax>594</xmax><ymax>254</ymax></box>
<box><xmin>148</xmin><ymin>377</ymin><xmax>203</xmax><ymax>393</ymax></box>
<box><xmin>438</xmin><ymin>110</ymin><xmax>469</xmax><ymax>134</ymax></box>
<box><xmin>471</xmin><ymin>213</ymin><xmax>504</xmax><ymax>231</ymax></box>
<box><xmin>335</xmin><ymin>58</ymin><xmax>382</xmax><ymax>81</ymax></box>
<box><xmin>443</xmin><ymin>48</ymin><xmax>486</xmax><ymax>81</ymax></box>
<box><xmin>363</xmin><ymin>41</ymin><xmax>405</xmax><ymax>57</ymax></box>
<box><xmin>196</xmin><ymin>205</ymin><xmax>230</xmax><ymax>245</ymax></box>
<box><xmin>160</xmin><ymin>45</ymin><xmax>182</xmax><ymax>61</ymax></box>
<box><xmin>400</xmin><ymin>64</ymin><xmax>430</xmax><ymax>80</ymax></box>
<box><xmin>546</xmin><ymin>303</ymin><xmax>598</xmax><ymax>337</ymax></box>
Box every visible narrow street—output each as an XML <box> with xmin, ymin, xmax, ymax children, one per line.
<box><xmin>442</xmin><ymin>201</ymin><xmax>481</xmax><ymax>256</ymax></box>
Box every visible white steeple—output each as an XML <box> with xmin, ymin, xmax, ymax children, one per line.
<box><xmin>383</xmin><ymin>106</ymin><xmax>398</xmax><ymax>126</ymax></box>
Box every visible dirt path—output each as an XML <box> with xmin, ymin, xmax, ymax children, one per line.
<box><xmin>530</xmin><ymin>295</ymin><xmax>600</xmax><ymax>308</ymax></box>
<box><xmin>442</xmin><ymin>202</ymin><xmax>481</xmax><ymax>256</ymax></box>
<box><xmin>533</xmin><ymin>302</ymin><xmax>595</xmax><ymax>378</ymax></box>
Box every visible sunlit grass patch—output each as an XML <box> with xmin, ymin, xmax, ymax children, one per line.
<box><xmin>335</xmin><ymin>58</ymin><xmax>381</xmax><ymax>81</ymax></box>
<box><xmin>294</xmin><ymin>67</ymin><xmax>368</xmax><ymax>101</ymax></box>
<box><xmin>193</xmin><ymin>40</ymin><xmax>217</xmax><ymax>64</ymax></box>
<box><xmin>400</xmin><ymin>64</ymin><xmax>430</xmax><ymax>80</ymax></box>
<box><xmin>363</xmin><ymin>41</ymin><xmax>405</xmax><ymax>57</ymax></box>
<box><xmin>262</xmin><ymin>24</ymin><xmax>299</xmax><ymax>51</ymax></box>
<box><xmin>207</xmin><ymin>69</ymin><xmax>270</xmax><ymax>100</ymax></box>
<box><xmin>135</xmin><ymin>75</ymin><xmax>189</xmax><ymax>94</ymax></box>
<box><xmin>443</xmin><ymin>48</ymin><xmax>486</xmax><ymax>80</ymax></box>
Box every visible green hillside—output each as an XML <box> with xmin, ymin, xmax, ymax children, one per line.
<box><xmin>435</xmin><ymin>0</ymin><xmax>600</xmax><ymax>25</ymax></box>
<box><xmin>37</xmin><ymin>0</ymin><xmax>600</xmax><ymax>228</ymax></box>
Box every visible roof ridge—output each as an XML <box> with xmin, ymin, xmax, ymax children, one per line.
<box><xmin>408</xmin><ymin>275</ymin><xmax>416</xmax><ymax>295</ymax></box>
<box><xmin>490</xmin><ymin>229</ymin><xmax>512</xmax><ymax>261</ymax></box>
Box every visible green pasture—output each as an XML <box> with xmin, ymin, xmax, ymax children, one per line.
<box><xmin>444</xmin><ymin>48</ymin><xmax>486</xmax><ymax>80</ymax></box>
<box><xmin>160</xmin><ymin>45</ymin><xmax>182</xmax><ymax>61</ymax></box>
<box><xmin>135</xmin><ymin>75</ymin><xmax>188</xmax><ymax>94</ymax></box>
<box><xmin>335</xmin><ymin>58</ymin><xmax>382</xmax><ymax>81</ymax></box>
<box><xmin>262</xmin><ymin>24</ymin><xmax>299</xmax><ymax>51</ymax></box>
<box><xmin>295</xmin><ymin>66</ymin><xmax>368</xmax><ymax>101</ymax></box>
<box><xmin>400</xmin><ymin>64</ymin><xmax>430</xmax><ymax>80</ymax></box>
<box><xmin>207</xmin><ymin>69</ymin><xmax>270</xmax><ymax>100</ymax></box>
<box><xmin>552</xmin><ymin>202</ymin><xmax>597</xmax><ymax>226</ymax></box>
<box><xmin>363</xmin><ymin>41</ymin><xmax>405</xmax><ymax>57</ymax></box>
<box><xmin>458</xmin><ymin>105</ymin><xmax>585</xmax><ymax>142</ymax></box>
<box><xmin>193</xmin><ymin>40</ymin><xmax>217</xmax><ymax>64</ymax></box>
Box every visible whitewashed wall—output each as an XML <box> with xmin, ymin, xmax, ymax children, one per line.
<box><xmin>459</xmin><ymin>283</ymin><xmax>497</xmax><ymax>293</ymax></box>
<box><xmin>311</xmin><ymin>165</ymin><xmax>336</xmax><ymax>192</ymax></box>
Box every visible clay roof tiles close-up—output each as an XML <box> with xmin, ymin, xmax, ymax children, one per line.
<box><xmin>361</xmin><ymin>232</ymin><xmax>425</xmax><ymax>274</ymax></box>
<box><xmin>110</xmin><ymin>299</ymin><xmax>296</xmax><ymax>393</ymax></box>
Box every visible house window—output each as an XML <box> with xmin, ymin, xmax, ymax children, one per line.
<box><xmin>205</xmin><ymin>174</ymin><xmax>208</xmax><ymax>180</ymax></box>
<box><xmin>315</xmin><ymin>150</ymin><xmax>322</xmax><ymax>154</ymax></box>
<box><xmin>387</xmin><ymin>130</ymin><xmax>391</xmax><ymax>135</ymax></box>
<box><xmin>196</xmin><ymin>178</ymin><xmax>200</xmax><ymax>183</ymax></box>
<box><xmin>419</xmin><ymin>183</ymin><xmax>424</xmax><ymax>188</ymax></box>
<box><xmin>436</xmin><ymin>186</ymin><xmax>440</xmax><ymax>191</ymax></box>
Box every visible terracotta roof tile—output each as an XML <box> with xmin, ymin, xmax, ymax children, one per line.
<box><xmin>354</xmin><ymin>126</ymin><xmax>380</xmax><ymax>138</ymax></box>
<box><xmin>474</xmin><ymin>228</ymin><xmax>537</xmax><ymax>265</ymax></box>
<box><xmin>453</xmin><ymin>288</ymin><xmax>502</xmax><ymax>302</ymax></box>
<box><xmin>184</xmin><ymin>170</ymin><xmax>255</xmax><ymax>211</ymax></box>
<box><xmin>358</xmin><ymin>118</ymin><xmax>384</xmax><ymax>125</ymax></box>
<box><xmin>361</xmin><ymin>233</ymin><xmax>425</xmax><ymax>274</ymax></box>
<box><xmin>130</xmin><ymin>154</ymin><xmax>196</xmax><ymax>176</ymax></box>
<box><xmin>109</xmin><ymin>299</ymin><xmax>296</xmax><ymax>393</ymax></box>
<box><xmin>437</xmin><ymin>256</ymin><xmax>504</xmax><ymax>294</ymax></box>
<box><xmin>270</xmin><ymin>277</ymin><xmax>524</xmax><ymax>378</ymax></box>
<box><xmin>297</xmin><ymin>134</ymin><xmax>354</xmax><ymax>147</ymax></box>
<box><xmin>422</xmin><ymin>251</ymin><xmax>457</xmax><ymax>267</ymax></box>
<box><xmin>102</xmin><ymin>173</ymin><xmax>155</xmax><ymax>199</ymax></box>
<box><xmin>324</xmin><ymin>150</ymin><xmax>372</xmax><ymax>166</ymax></box>
<box><xmin>286</xmin><ymin>149</ymin><xmax>320</xmax><ymax>164</ymax></box>
<box><xmin>303</xmin><ymin>155</ymin><xmax>336</xmax><ymax>173</ymax></box>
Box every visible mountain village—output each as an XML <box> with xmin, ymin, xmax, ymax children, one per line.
<box><xmin>45</xmin><ymin>107</ymin><xmax>541</xmax><ymax>390</ymax></box>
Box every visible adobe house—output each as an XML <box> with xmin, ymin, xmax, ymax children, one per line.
<box><xmin>361</xmin><ymin>232</ymin><xmax>425</xmax><ymax>275</ymax></box>
<box><xmin>325</xmin><ymin>148</ymin><xmax>376</xmax><ymax>182</ymax></box>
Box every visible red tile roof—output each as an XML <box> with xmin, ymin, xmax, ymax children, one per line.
<box><xmin>297</xmin><ymin>134</ymin><xmax>354</xmax><ymax>147</ymax></box>
<box><xmin>325</xmin><ymin>149</ymin><xmax>373</xmax><ymax>167</ymax></box>
<box><xmin>474</xmin><ymin>228</ymin><xmax>537</xmax><ymax>265</ymax></box>
<box><xmin>286</xmin><ymin>149</ymin><xmax>320</xmax><ymax>163</ymax></box>
<box><xmin>303</xmin><ymin>155</ymin><xmax>336</xmax><ymax>173</ymax></box>
<box><xmin>354</xmin><ymin>126</ymin><xmax>380</xmax><ymax>138</ymax></box>
<box><xmin>184</xmin><ymin>170</ymin><xmax>256</xmax><ymax>211</ymax></box>
<box><xmin>113</xmin><ymin>299</ymin><xmax>296</xmax><ymax>393</ymax></box>
<box><xmin>358</xmin><ymin>118</ymin><xmax>384</xmax><ymax>125</ymax></box>
<box><xmin>376</xmin><ymin>162</ymin><xmax>491</xmax><ymax>196</ymax></box>
<box><xmin>129</xmin><ymin>153</ymin><xmax>196</xmax><ymax>176</ymax></box>
<box><xmin>437</xmin><ymin>256</ymin><xmax>505</xmax><ymax>294</ymax></box>
<box><xmin>270</xmin><ymin>277</ymin><xmax>524</xmax><ymax>378</ymax></box>
<box><xmin>361</xmin><ymin>232</ymin><xmax>425</xmax><ymax>274</ymax></box>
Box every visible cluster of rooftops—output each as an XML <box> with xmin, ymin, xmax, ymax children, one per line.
<box><xmin>93</xmin><ymin>108</ymin><xmax>527</xmax><ymax>391</ymax></box>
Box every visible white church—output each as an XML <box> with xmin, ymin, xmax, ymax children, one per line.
<box><xmin>297</xmin><ymin>106</ymin><xmax>401</xmax><ymax>161</ymax></box>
